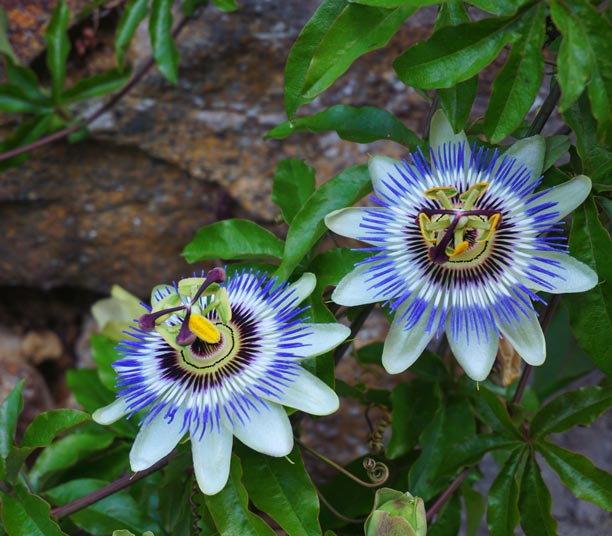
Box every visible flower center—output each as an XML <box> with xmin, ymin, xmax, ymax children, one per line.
<box><xmin>180</xmin><ymin>322</ymin><xmax>240</xmax><ymax>372</ymax></box>
<box><xmin>418</xmin><ymin>183</ymin><xmax>501</xmax><ymax>266</ymax></box>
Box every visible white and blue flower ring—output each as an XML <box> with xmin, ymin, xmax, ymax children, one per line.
<box><xmin>93</xmin><ymin>270</ymin><xmax>349</xmax><ymax>495</ymax></box>
<box><xmin>325</xmin><ymin>111</ymin><xmax>597</xmax><ymax>382</ymax></box>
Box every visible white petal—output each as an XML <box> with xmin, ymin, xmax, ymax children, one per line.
<box><xmin>368</xmin><ymin>155</ymin><xmax>414</xmax><ymax>201</ymax></box>
<box><xmin>231</xmin><ymin>402</ymin><xmax>293</xmax><ymax>457</ymax></box>
<box><xmin>446</xmin><ymin>317</ymin><xmax>499</xmax><ymax>382</ymax></box>
<box><xmin>282</xmin><ymin>272</ymin><xmax>316</xmax><ymax>305</ymax></box>
<box><xmin>382</xmin><ymin>302</ymin><xmax>436</xmax><ymax>374</ymax></box>
<box><xmin>325</xmin><ymin>207</ymin><xmax>385</xmax><ymax>244</ymax></box>
<box><xmin>291</xmin><ymin>323</ymin><xmax>351</xmax><ymax>358</ymax></box>
<box><xmin>501</xmin><ymin>135</ymin><xmax>545</xmax><ymax>183</ymax></box>
<box><xmin>430</xmin><ymin>109</ymin><xmax>468</xmax><ymax>150</ymax></box>
<box><xmin>129</xmin><ymin>411</ymin><xmax>185</xmax><ymax>471</ymax></box>
<box><xmin>533</xmin><ymin>175</ymin><xmax>592</xmax><ymax>221</ymax></box>
<box><xmin>498</xmin><ymin>309</ymin><xmax>546</xmax><ymax>366</ymax></box>
<box><xmin>191</xmin><ymin>427</ymin><xmax>233</xmax><ymax>495</ymax></box>
<box><xmin>332</xmin><ymin>264</ymin><xmax>398</xmax><ymax>306</ymax></box>
<box><xmin>92</xmin><ymin>398</ymin><xmax>130</xmax><ymax>425</ymax></box>
<box><xmin>261</xmin><ymin>367</ymin><xmax>339</xmax><ymax>415</ymax></box>
<box><xmin>525</xmin><ymin>251</ymin><xmax>598</xmax><ymax>294</ymax></box>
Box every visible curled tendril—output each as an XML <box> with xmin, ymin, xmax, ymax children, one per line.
<box><xmin>363</xmin><ymin>457</ymin><xmax>390</xmax><ymax>485</ymax></box>
<box><xmin>296</xmin><ymin>438</ymin><xmax>389</xmax><ymax>489</ymax></box>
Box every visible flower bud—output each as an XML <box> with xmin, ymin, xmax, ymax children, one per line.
<box><xmin>365</xmin><ymin>488</ymin><xmax>427</xmax><ymax>536</ymax></box>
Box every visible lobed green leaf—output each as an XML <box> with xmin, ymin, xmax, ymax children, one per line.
<box><xmin>183</xmin><ymin>219</ymin><xmax>284</xmax><ymax>262</ymax></box>
<box><xmin>284</xmin><ymin>0</ymin><xmax>415</xmax><ymax>117</ymax></box>
<box><xmin>518</xmin><ymin>455</ymin><xmax>557</xmax><ymax>536</ymax></box>
<box><xmin>473</xmin><ymin>387</ymin><xmax>522</xmax><ymax>439</ymax></box>
<box><xmin>0</xmin><ymin>381</ymin><xmax>24</xmax><ymax>459</ymax></box>
<box><xmin>1</xmin><ymin>484</ymin><xmax>68</xmax><ymax>536</ymax></box>
<box><xmin>483</xmin><ymin>4</ymin><xmax>545</xmax><ymax>142</ymax></box>
<box><xmin>537</xmin><ymin>440</ymin><xmax>612</xmax><ymax>510</ymax></box>
<box><xmin>394</xmin><ymin>14</ymin><xmax>520</xmax><ymax>89</ymax></box>
<box><xmin>44</xmin><ymin>0</ymin><xmax>71</xmax><ymax>101</ymax></box>
<box><xmin>240</xmin><ymin>446</ymin><xmax>322</xmax><ymax>536</ymax></box>
<box><xmin>91</xmin><ymin>333</ymin><xmax>121</xmax><ymax>391</ymax></box>
<box><xmin>149</xmin><ymin>0</ymin><xmax>179</xmax><ymax>83</ymax></box>
<box><xmin>45</xmin><ymin>479</ymin><xmax>161</xmax><ymax>535</ymax></box>
<box><xmin>565</xmin><ymin>197</ymin><xmax>612</xmax><ymax>376</ymax></box>
<box><xmin>486</xmin><ymin>446</ymin><xmax>527</xmax><ymax>536</ymax></box>
<box><xmin>62</xmin><ymin>68</ymin><xmax>131</xmax><ymax>102</ymax></box>
<box><xmin>275</xmin><ymin>164</ymin><xmax>371</xmax><ymax>281</ymax></box>
<box><xmin>267</xmin><ymin>105</ymin><xmax>420</xmax><ymax>148</ymax></box>
<box><xmin>272</xmin><ymin>159</ymin><xmax>316</xmax><ymax>225</ymax></box>
<box><xmin>0</xmin><ymin>85</ymin><xmax>52</xmax><ymax>114</ymax></box>
<box><xmin>5</xmin><ymin>63</ymin><xmax>49</xmax><ymax>106</ymax></box>
<box><xmin>205</xmin><ymin>455</ymin><xmax>277</xmax><ymax>536</ymax></box>
<box><xmin>115</xmin><ymin>0</ymin><xmax>149</xmax><ymax>66</ymax></box>
<box><xmin>21</xmin><ymin>409</ymin><xmax>90</xmax><ymax>449</ymax></box>
<box><xmin>530</xmin><ymin>386</ymin><xmax>612</xmax><ymax>437</ymax></box>
<box><xmin>462</xmin><ymin>484</ymin><xmax>485</xmax><ymax>536</ymax></box>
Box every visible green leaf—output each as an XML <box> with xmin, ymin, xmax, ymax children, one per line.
<box><xmin>275</xmin><ymin>164</ymin><xmax>371</xmax><ymax>281</ymax></box>
<box><xmin>484</xmin><ymin>4</ymin><xmax>545</xmax><ymax>142</ymax></box>
<box><xmin>468</xmin><ymin>0</ymin><xmax>528</xmax><ymax>15</ymax></box>
<box><xmin>240</xmin><ymin>446</ymin><xmax>322</xmax><ymax>536</ymax></box>
<box><xmin>565</xmin><ymin>196</ymin><xmax>612</xmax><ymax>376</ymax></box>
<box><xmin>21</xmin><ymin>409</ymin><xmax>90</xmax><ymax>449</ymax></box>
<box><xmin>182</xmin><ymin>0</ymin><xmax>209</xmax><ymax>16</ymax></box>
<box><xmin>462</xmin><ymin>484</ymin><xmax>485</xmax><ymax>536</ymax></box>
<box><xmin>410</xmin><ymin>396</ymin><xmax>475</xmax><ymax>500</ymax></box>
<box><xmin>205</xmin><ymin>455</ymin><xmax>276</xmax><ymax>536</ymax></box>
<box><xmin>537</xmin><ymin>440</ymin><xmax>612</xmax><ymax>510</ymax></box>
<box><xmin>62</xmin><ymin>68</ymin><xmax>131</xmax><ymax>102</ymax></box>
<box><xmin>46</xmin><ymin>479</ymin><xmax>161</xmax><ymax>535</ymax></box>
<box><xmin>1</xmin><ymin>484</ymin><xmax>68</xmax><ymax>536</ymax></box>
<box><xmin>91</xmin><ymin>333</ymin><xmax>121</xmax><ymax>391</ymax></box>
<box><xmin>429</xmin><ymin>492</ymin><xmax>461</xmax><ymax>536</ymax></box>
<box><xmin>0</xmin><ymin>380</ymin><xmax>24</xmax><ymax>459</ymax></box>
<box><xmin>284</xmin><ymin>0</ymin><xmax>416</xmax><ymax>117</ymax></box>
<box><xmin>394</xmin><ymin>14</ymin><xmax>520</xmax><ymax>89</ymax></box>
<box><xmin>519</xmin><ymin>455</ymin><xmax>557</xmax><ymax>536</ymax></box>
<box><xmin>0</xmin><ymin>114</ymin><xmax>55</xmax><ymax>171</ymax></box>
<box><xmin>29</xmin><ymin>431</ymin><xmax>115</xmax><ymax>488</ymax></box>
<box><xmin>212</xmin><ymin>0</ymin><xmax>237</xmax><ymax>11</ymax></box>
<box><xmin>0</xmin><ymin>7</ymin><xmax>17</xmax><ymax>62</ymax></box>
<box><xmin>116</xmin><ymin>0</ymin><xmax>149</xmax><ymax>66</ymax></box>
<box><xmin>473</xmin><ymin>387</ymin><xmax>521</xmax><ymax>439</ymax></box>
<box><xmin>44</xmin><ymin>0</ymin><xmax>71</xmax><ymax>101</ymax></box>
<box><xmin>0</xmin><ymin>85</ymin><xmax>51</xmax><ymax>114</ymax></box>
<box><xmin>272</xmin><ymin>159</ymin><xmax>316</xmax><ymax>224</ymax></box>
<box><xmin>563</xmin><ymin>92</ymin><xmax>612</xmax><ymax>185</ymax></box>
<box><xmin>552</xmin><ymin>0</ymin><xmax>612</xmax><ymax>144</ymax></box>
<box><xmin>267</xmin><ymin>105</ymin><xmax>420</xmax><ymax>148</ymax></box>
<box><xmin>486</xmin><ymin>446</ymin><xmax>526</xmax><ymax>536</ymax></box>
<box><xmin>434</xmin><ymin>2</ymin><xmax>478</xmax><ymax>132</ymax></box>
<box><xmin>530</xmin><ymin>386</ymin><xmax>612</xmax><ymax>437</ymax></box>
<box><xmin>157</xmin><ymin>454</ymin><xmax>194</xmax><ymax>536</ymax></box>
<box><xmin>349</xmin><ymin>0</ymin><xmax>445</xmax><ymax>6</ymax></box>
<box><xmin>150</xmin><ymin>0</ymin><xmax>179</xmax><ymax>83</ymax></box>
<box><xmin>5</xmin><ymin>62</ymin><xmax>49</xmax><ymax>105</ymax></box>
<box><xmin>386</xmin><ymin>379</ymin><xmax>441</xmax><ymax>459</ymax></box>
<box><xmin>542</xmin><ymin>135</ymin><xmax>570</xmax><ymax>171</ymax></box>
<box><xmin>183</xmin><ymin>219</ymin><xmax>284</xmax><ymax>262</ymax></box>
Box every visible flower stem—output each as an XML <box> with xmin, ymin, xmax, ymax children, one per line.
<box><xmin>333</xmin><ymin>304</ymin><xmax>374</xmax><ymax>364</ymax></box>
<box><xmin>0</xmin><ymin>16</ymin><xmax>191</xmax><ymax>163</ymax></box>
<box><xmin>425</xmin><ymin>468</ymin><xmax>470</xmax><ymax>522</ymax></box>
<box><xmin>50</xmin><ymin>455</ymin><xmax>171</xmax><ymax>519</ymax></box>
<box><xmin>526</xmin><ymin>79</ymin><xmax>561</xmax><ymax>137</ymax></box>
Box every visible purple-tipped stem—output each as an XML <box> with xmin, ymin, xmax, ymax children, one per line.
<box><xmin>191</xmin><ymin>267</ymin><xmax>227</xmax><ymax>303</ymax></box>
<box><xmin>138</xmin><ymin>305</ymin><xmax>186</xmax><ymax>330</ymax></box>
<box><xmin>176</xmin><ymin>309</ymin><xmax>196</xmax><ymax>346</ymax></box>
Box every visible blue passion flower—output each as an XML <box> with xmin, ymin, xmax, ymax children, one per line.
<box><xmin>93</xmin><ymin>269</ymin><xmax>349</xmax><ymax>494</ymax></box>
<box><xmin>325</xmin><ymin>111</ymin><xmax>597</xmax><ymax>381</ymax></box>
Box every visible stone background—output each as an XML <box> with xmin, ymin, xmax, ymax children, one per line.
<box><xmin>0</xmin><ymin>1</ymin><xmax>610</xmax><ymax>535</ymax></box>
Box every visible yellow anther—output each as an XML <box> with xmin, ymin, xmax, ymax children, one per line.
<box><xmin>477</xmin><ymin>213</ymin><xmax>501</xmax><ymax>243</ymax></box>
<box><xmin>460</xmin><ymin>182</ymin><xmax>489</xmax><ymax>210</ymax></box>
<box><xmin>449</xmin><ymin>240</ymin><xmax>470</xmax><ymax>257</ymax></box>
<box><xmin>189</xmin><ymin>314</ymin><xmax>221</xmax><ymax>343</ymax></box>
<box><xmin>418</xmin><ymin>213</ymin><xmax>436</xmax><ymax>243</ymax></box>
<box><xmin>424</xmin><ymin>186</ymin><xmax>458</xmax><ymax>209</ymax></box>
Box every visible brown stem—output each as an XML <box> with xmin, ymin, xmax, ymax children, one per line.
<box><xmin>50</xmin><ymin>455</ymin><xmax>170</xmax><ymax>519</ymax></box>
<box><xmin>426</xmin><ymin>468</ymin><xmax>470</xmax><ymax>522</ymax></box>
<box><xmin>333</xmin><ymin>304</ymin><xmax>374</xmax><ymax>365</ymax></box>
<box><xmin>526</xmin><ymin>79</ymin><xmax>561</xmax><ymax>137</ymax></box>
<box><xmin>0</xmin><ymin>16</ymin><xmax>190</xmax><ymax>162</ymax></box>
